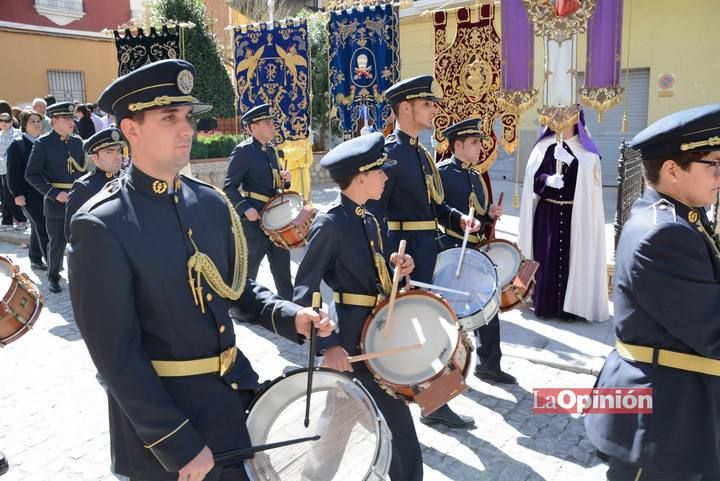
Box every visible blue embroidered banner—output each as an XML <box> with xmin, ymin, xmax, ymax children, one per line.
<box><xmin>234</xmin><ymin>19</ymin><xmax>310</xmax><ymax>142</ymax></box>
<box><xmin>328</xmin><ymin>4</ymin><xmax>399</xmax><ymax>137</ymax></box>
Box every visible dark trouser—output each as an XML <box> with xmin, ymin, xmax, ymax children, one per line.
<box><xmin>46</xmin><ymin>217</ymin><xmax>66</xmax><ymax>283</ymax></box>
<box><xmin>241</xmin><ymin>219</ymin><xmax>293</xmax><ymax>299</ymax></box>
<box><xmin>475</xmin><ymin>313</ymin><xmax>502</xmax><ymax>371</ymax></box>
<box><xmin>22</xmin><ymin>196</ymin><xmax>48</xmax><ymax>264</ymax></box>
<box><xmin>0</xmin><ymin>175</ymin><xmax>26</xmax><ymax>225</ymax></box>
<box><xmin>606</xmin><ymin>456</ymin><xmax>720</xmax><ymax>481</ymax></box>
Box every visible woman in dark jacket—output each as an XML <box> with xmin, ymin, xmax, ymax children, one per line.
<box><xmin>6</xmin><ymin>110</ymin><xmax>49</xmax><ymax>270</ymax></box>
<box><xmin>74</xmin><ymin>104</ymin><xmax>95</xmax><ymax>140</ymax></box>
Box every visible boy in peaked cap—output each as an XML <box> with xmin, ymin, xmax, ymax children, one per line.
<box><xmin>585</xmin><ymin>103</ymin><xmax>720</xmax><ymax>481</ymax></box>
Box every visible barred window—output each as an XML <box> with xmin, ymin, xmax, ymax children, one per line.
<box><xmin>47</xmin><ymin>70</ymin><xmax>86</xmax><ymax>103</ymax></box>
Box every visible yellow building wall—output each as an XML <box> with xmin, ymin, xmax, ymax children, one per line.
<box><xmin>0</xmin><ymin>29</ymin><xmax>117</xmax><ymax>107</ymax></box>
<box><xmin>398</xmin><ymin>0</ymin><xmax>720</xmax><ymax>128</ymax></box>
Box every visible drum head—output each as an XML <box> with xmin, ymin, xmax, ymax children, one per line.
<box><xmin>244</xmin><ymin>369</ymin><xmax>390</xmax><ymax>481</ymax></box>
<box><xmin>432</xmin><ymin>249</ymin><xmax>498</xmax><ymax>318</ymax></box>
<box><xmin>0</xmin><ymin>257</ymin><xmax>13</xmax><ymax>295</ymax></box>
<box><xmin>479</xmin><ymin>241</ymin><xmax>522</xmax><ymax>287</ymax></box>
<box><xmin>262</xmin><ymin>193</ymin><xmax>304</xmax><ymax>230</ymax></box>
<box><xmin>364</xmin><ymin>292</ymin><xmax>458</xmax><ymax>386</ymax></box>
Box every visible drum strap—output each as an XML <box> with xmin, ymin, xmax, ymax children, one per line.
<box><xmin>616</xmin><ymin>340</ymin><xmax>720</xmax><ymax>377</ymax></box>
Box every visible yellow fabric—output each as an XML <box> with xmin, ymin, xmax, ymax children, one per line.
<box><xmin>51</xmin><ymin>182</ymin><xmax>74</xmax><ymax>189</ymax></box>
<box><xmin>387</xmin><ymin>220</ymin><xmax>437</xmax><ymax>231</ymax></box>
<box><xmin>333</xmin><ymin>291</ymin><xmax>380</xmax><ymax>307</ymax></box>
<box><xmin>152</xmin><ymin>346</ymin><xmax>237</xmax><ymax>377</ymax></box>
<box><xmin>278</xmin><ymin>138</ymin><xmax>313</xmax><ymax>203</ymax></box>
<box><xmin>616</xmin><ymin>340</ymin><xmax>720</xmax><ymax>377</ymax></box>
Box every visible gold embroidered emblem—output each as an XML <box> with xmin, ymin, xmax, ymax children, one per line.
<box><xmin>355</xmin><ymin>206</ymin><xmax>365</xmax><ymax>216</ymax></box>
<box><xmin>152</xmin><ymin>180</ymin><xmax>168</xmax><ymax>194</ymax></box>
<box><xmin>409</xmin><ymin>137</ymin><xmax>417</xmax><ymax>146</ymax></box>
<box><xmin>105</xmin><ymin>171</ymin><xmax>113</xmax><ymax>179</ymax></box>
<box><xmin>689</xmin><ymin>211</ymin><xmax>699</xmax><ymax>223</ymax></box>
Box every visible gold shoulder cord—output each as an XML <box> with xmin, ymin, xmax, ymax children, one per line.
<box><xmin>369</xmin><ymin>215</ymin><xmax>392</xmax><ymax>296</ymax></box>
<box><xmin>186</xmin><ymin>188</ymin><xmax>249</xmax><ymax>313</ymax></box>
<box><xmin>469</xmin><ymin>191</ymin><xmax>486</xmax><ymax>216</ymax></box>
<box><xmin>422</xmin><ymin>147</ymin><xmax>444</xmax><ymax>204</ymax></box>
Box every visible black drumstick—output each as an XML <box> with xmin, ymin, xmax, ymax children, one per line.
<box><xmin>305</xmin><ymin>292</ymin><xmax>321</xmax><ymax>428</ymax></box>
<box><xmin>214</xmin><ymin>435</ymin><xmax>321</xmax><ymax>466</ymax></box>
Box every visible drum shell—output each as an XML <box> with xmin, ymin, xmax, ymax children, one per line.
<box><xmin>359</xmin><ymin>290</ymin><xmax>472</xmax><ymax>415</ymax></box>
<box><xmin>259</xmin><ymin>191</ymin><xmax>315</xmax><ymax>249</ymax></box>
<box><xmin>499</xmin><ymin>259</ymin><xmax>539</xmax><ymax>311</ymax></box>
<box><xmin>0</xmin><ymin>256</ymin><xmax>44</xmax><ymax>346</ymax></box>
<box><xmin>476</xmin><ymin>238</ymin><xmax>526</xmax><ymax>311</ymax></box>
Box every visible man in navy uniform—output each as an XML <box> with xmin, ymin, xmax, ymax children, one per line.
<box><xmin>368</xmin><ymin>75</ymin><xmax>480</xmax><ymax>429</ymax></box>
<box><xmin>584</xmin><ymin>103</ymin><xmax>720</xmax><ymax>481</ymax></box>
<box><xmin>25</xmin><ymin>101</ymin><xmax>86</xmax><ymax>293</ymax></box>
<box><xmin>437</xmin><ymin>118</ymin><xmax>516</xmax><ymax>385</ymax></box>
<box><xmin>223</xmin><ymin>104</ymin><xmax>293</xmax><ymax>299</ymax></box>
<box><xmin>64</xmin><ymin>126</ymin><xmax>125</xmax><ymax>240</ymax></box>
<box><xmin>294</xmin><ymin>132</ymin><xmax>422</xmax><ymax>481</ymax></box>
<box><xmin>67</xmin><ymin>59</ymin><xmax>333</xmax><ymax>481</ymax></box>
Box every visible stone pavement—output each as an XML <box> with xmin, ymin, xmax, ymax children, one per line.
<box><xmin>0</xmin><ymin>179</ymin><xmax>616</xmax><ymax>480</ymax></box>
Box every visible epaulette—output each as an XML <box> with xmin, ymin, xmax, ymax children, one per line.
<box><xmin>84</xmin><ymin>177</ymin><xmax>123</xmax><ymax>212</ymax></box>
<box><xmin>323</xmin><ymin>198</ymin><xmax>343</xmax><ymax>215</ymax></box>
<box><xmin>652</xmin><ymin>198</ymin><xmax>677</xmax><ymax>225</ymax></box>
<box><xmin>385</xmin><ymin>134</ymin><xmax>397</xmax><ymax>145</ymax></box>
<box><xmin>239</xmin><ymin>137</ymin><xmax>254</xmax><ymax>147</ymax></box>
<box><xmin>179</xmin><ymin>173</ymin><xmax>215</xmax><ymax>190</ymax></box>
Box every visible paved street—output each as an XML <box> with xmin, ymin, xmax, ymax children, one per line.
<box><xmin>0</xmin><ymin>242</ymin><xmax>608</xmax><ymax>480</ymax></box>
<box><xmin>0</xmin><ymin>177</ymin><xmax>617</xmax><ymax>480</ymax></box>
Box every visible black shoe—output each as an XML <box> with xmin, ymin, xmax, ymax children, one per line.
<box><xmin>0</xmin><ymin>450</ymin><xmax>8</xmax><ymax>476</ymax></box>
<box><xmin>420</xmin><ymin>404</ymin><xmax>475</xmax><ymax>429</ymax></box>
<box><xmin>30</xmin><ymin>261</ymin><xmax>48</xmax><ymax>271</ymax></box>
<box><xmin>48</xmin><ymin>281</ymin><xmax>61</xmax><ymax>293</ymax></box>
<box><xmin>475</xmin><ymin>367</ymin><xmax>517</xmax><ymax>385</ymax></box>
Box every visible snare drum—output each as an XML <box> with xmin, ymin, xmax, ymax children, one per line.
<box><xmin>478</xmin><ymin>239</ymin><xmax>537</xmax><ymax>311</ymax></box>
<box><xmin>260</xmin><ymin>191</ymin><xmax>315</xmax><ymax>249</ymax></box>
<box><xmin>360</xmin><ymin>290</ymin><xmax>472</xmax><ymax>416</ymax></box>
<box><xmin>0</xmin><ymin>256</ymin><xmax>44</xmax><ymax>346</ymax></box>
<box><xmin>432</xmin><ymin>248</ymin><xmax>500</xmax><ymax>331</ymax></box>
<box><xmin>244</xmin><ymin>368</ymin><xmax>391</xmax><ymax>481</ymax></box>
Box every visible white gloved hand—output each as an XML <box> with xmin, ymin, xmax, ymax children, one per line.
<box><xmin>554</xmin><ymin>143</ymin><xmax>575</xmax><ymax>165</ymax></box>
<box><xmin>545</xmin><ymin>174</ymin><xmax>565</xmax><ymax>189</ymax></box>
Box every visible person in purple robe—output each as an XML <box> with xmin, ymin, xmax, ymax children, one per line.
<box><xmin>518</xmin><ymin>109</ymin><xmax>610</xmax><ymax>322</ymax></box>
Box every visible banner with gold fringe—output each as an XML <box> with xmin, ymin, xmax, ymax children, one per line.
<box><xmin>433</xmin><ymin>4</ymin><xmax>516</xmax><ymax>173</ymax></box>
<box><xmin>328</xmin><ymin>3</ymin><xmax>400</xmax><ymax>138</ymax></box>
<box><xmin>114</xmin><ymin>25</ymin><xmax>180</xmax><ymax>76</ymax></box>
<box><xmin>234</xmin><ymin>19</ymin><xmax>310</xmax><ymax>143</ymax></box>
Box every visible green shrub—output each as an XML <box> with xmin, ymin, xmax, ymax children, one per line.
<box><xmin>191</xmin><ymin>134</ymin><xmax>244</xmax><ymax>160</ymax></box>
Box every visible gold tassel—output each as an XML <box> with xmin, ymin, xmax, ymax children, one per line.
<box><xmin>621</xmin><ymin>111</ymin><xmax>629</xmax><ymax>133</ymax></box>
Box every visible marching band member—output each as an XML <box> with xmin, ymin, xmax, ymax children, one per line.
<box><xmin>68</xmin><ymin>60</ymin><xmax>332</xmax><ymax>481</ymax></box>
<box><xmin>25</xmin><ymin>101</ymin><xmax>86</xmax><ymax>293</ymax></box>
<box><xmin>437</xmin><ymin>118</ymin><xmax>516</xmax><ymax>385</ymax></box>
<box><xmin>293</xmin><ymin>132</ymin><xmax>422</xmax><ymax>481</ymax></box>
<box><xmin>369</xmin><ymin>75</ymin><xmax>480</xmax><ymax>429</ymax></box>
<box><xmin>64</xmin><ymin>126</ymin><xmax>125</xmax><ymax>240</ymax></box>
<box><xmin>585</xmin><ymin>103</ymin><xmax>720</xmax><ymax>481</ymax></box>
<box><xmin>223</xmin><ymin>104</ymin><xmax>293</xmax><ymax>299</ymax></box>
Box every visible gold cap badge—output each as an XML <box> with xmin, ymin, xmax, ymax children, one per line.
<box><xmin>111</xmin><ymin>130</ymin><xmax>120</xmax><ymax>141</ymax></box>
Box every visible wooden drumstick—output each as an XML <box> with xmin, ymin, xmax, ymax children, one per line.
<box><xmin>455</xmin><ymin>206</ymin><xmax>475</xmax><ymax>278</ymax></box>
<box><xmin>488</xmin><ymin>192</ymin><xmax>505</xmax><ymax>242</ymax></box>
<box><xmin>382</xmin><ymin>239</ymin><xmax>406</xmax><ymax>339</ymax></box>
<box><xmin>304</xmin><ymin>292</ymin><xmax>321</xmax><ymax>428</ymax></box>
<box><xmin>347</xmin><ymin>343</ymin><xmax>422</xmax><ymax>363</ymax></box>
